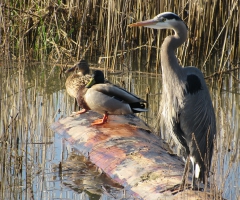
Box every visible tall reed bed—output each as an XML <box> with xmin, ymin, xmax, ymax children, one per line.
<box><xmin>0</xmin><ymin>0</ymin><xmax>238</xmax><ymax>72</ymax></box>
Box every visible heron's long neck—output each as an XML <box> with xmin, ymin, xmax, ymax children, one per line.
<box><xmin>160</xmin><ymin>23</ymin><xmax>188</xmax><ymax>126</ymax></box>
<box><xmin>161</xmin><ymin>26</ymin><xmax>187</xmax><ymax>78</ymax></box>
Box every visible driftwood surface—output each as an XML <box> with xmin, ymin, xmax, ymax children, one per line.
<box><xmin>51</xmin><ymin>111</ymin><xmax>212</xmax><ymax>200</ymax></box>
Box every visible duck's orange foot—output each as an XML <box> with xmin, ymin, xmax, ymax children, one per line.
<box><xmin>91</xmin><ymin>119</ymin><xmax>106</xmax><ymax>125</ymax></box>
<box><xmin>70</xmin><ymin>109</ymin><xmax>87</xmax><ymax>116</ymax></box>
<box><xmin>91</xmin><ymin>113</ymin><xmax>108</xmax><ymax>125</ymax></box>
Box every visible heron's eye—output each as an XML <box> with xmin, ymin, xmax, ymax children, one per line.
<box><xmin>159</xmin><ymin>17</ymin><xmax>166</xmax><ymax>22</ymax></box>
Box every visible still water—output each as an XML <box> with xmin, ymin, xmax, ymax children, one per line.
<box><xmin>0</xmin><ymin>61</ymin><xmax>239</xmax><ymax>199</ymax></box>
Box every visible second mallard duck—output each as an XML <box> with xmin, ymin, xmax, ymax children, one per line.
<box><xmin>84</xmin><ymin>70</ymin><xmax>148</xmax><ymax>125</ymax></box>
<box><xmin>65</xmin><ymin>60</ymin><xmax>91</xmax><ymax>114</ymax></box>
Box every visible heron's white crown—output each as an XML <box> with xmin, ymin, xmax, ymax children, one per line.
<box><xmin>129</xmin><ymin>12</ymin><xmax>187</xmax><ymax>30</ymax></box>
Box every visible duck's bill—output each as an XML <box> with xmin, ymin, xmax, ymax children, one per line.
<box><xmin>65</xmin><ymin>65</ymin><xmax>76</xmax><ymax>73</ymax></box>
<box><xmin>128</xmin><ymin>19</ymin><xmax>157</xmax><ymax>27</ymax></box>
<box><xmin>85</xmin><ymin>78</ymin><xmax>96</xmax><ymax>88</ymax></box>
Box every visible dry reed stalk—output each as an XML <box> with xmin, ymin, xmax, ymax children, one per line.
<box><xmin>0</xmin><ymin>0</ymin><xmax>238</xmax><ymax>71</ymax></box>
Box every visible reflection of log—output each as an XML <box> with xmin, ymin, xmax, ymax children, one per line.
<box><xmin>52</xmin><ymin>153</ymin><xmax>124</xmax><ymax>198</ymax></box>
<box><xmin>50</xmin><ymin>111</ymin><xmax>212</xmax><ymax>200</ymax></box>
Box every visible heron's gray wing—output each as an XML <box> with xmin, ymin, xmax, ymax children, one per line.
<box><xmin>172</xmin><ymin>115</ymin><xmax>190</xmax><ymax>155</ymax></box>
<box><xmin>179</xmin><ymin>74</ymin><xmax>216</xmax><ymax>172</ymax></box>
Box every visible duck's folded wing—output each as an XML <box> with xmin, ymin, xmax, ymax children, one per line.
<box><xmin>91</xmin><ymin>83</ymin><xmax>146</xmax><ymax>103</ymax></box>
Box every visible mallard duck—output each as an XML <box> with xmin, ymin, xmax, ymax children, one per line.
<box><xmin>65</xmin><ymin>60</ymin><xmax>91</xmax><ymax>114</ymax></box>
<box><xmin>83</xmin><ymin>70</ymin><xmax>148</xmax><ymax>125</ymax></box>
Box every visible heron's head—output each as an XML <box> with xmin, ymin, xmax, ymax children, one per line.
<box><xmin>129</xmin><ymin>12</ymin><xmax>187</xmax><ymax>30</ymax></box>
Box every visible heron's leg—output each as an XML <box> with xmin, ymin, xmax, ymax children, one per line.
<box><xmin>191</xmin><ymin>159</ymin><xmax>196</xmax><ymax>188</ymax></box>
<box><xmin>179</xmin><ymin>155</ymin><xmax>190</xmax><ymax>190</ymax></box>
<box><xmin>190</xmin><ymin>160</ymin><xmax>202</xmax><ymax>190</ymax></box>
<box><xmin>91</xmin><ymin>112</ymin><xmax>108</xmax><ymax>125</ymax></box>
<box><xmin>165</xmin><ymin>156</ymin><xmax>190</xmax><ymax>192</ymax></box>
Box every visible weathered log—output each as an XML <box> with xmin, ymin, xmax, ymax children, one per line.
<box><xmin>50</xmin><ymin>111</ymin><xmax>213</xmax><ymax>199</ymax></box>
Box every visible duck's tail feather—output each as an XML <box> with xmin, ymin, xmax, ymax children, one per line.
<box><xmin>130</xmin><ymin>102</ymin><xmax>148</xmax><ymax>113</ymax></box>
<box><xmin>132</xmin><ymin>107</ymin><xmax>148</xmax><ymax>112</ymax></box>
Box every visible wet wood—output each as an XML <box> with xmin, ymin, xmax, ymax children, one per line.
<box><xmin>50</xmin><ymin>111</ymin><xmax>213</xmax><ymax>200</ymax></box>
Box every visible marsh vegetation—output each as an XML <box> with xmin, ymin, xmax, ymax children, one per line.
<box><xmin>0</xmin><ymin>0</ymin><xmax>239</xmax><ymax>199</ymax></box>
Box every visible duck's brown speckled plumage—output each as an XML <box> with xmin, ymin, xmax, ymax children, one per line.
<box><xmin>65</xmin><ymin>60</ymin><xmax>91</xmax><ymax>110</ymax></box>
<box><xmin>76</xmin><ymin>85</ymin><xmax>91</xmax><ymax>110</ymax></box>
<box><xmin>65</xmin><ymin>73</ymin><xmax>91</xmax><ymax>99</ymax></box>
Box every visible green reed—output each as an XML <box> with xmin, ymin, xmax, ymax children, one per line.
<box><xmin>0</xmin><ymin>0</ymin><xmax>238</xmax><ymax>73</ymax></box>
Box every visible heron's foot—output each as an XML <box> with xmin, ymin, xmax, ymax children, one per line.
<box><xmin>191</xmin><ymin>184</ymin><xmax>204</xmax><ymax>191</ymax></box>
<box><xmin>91</xmin><ymin>114</ymin><xmax>108</xmax><ymax>125</ymax></box>
<box><xmin>70</xmin><ymin>109</ymin><xmax>87</xmax><ymax>116</ymax></box>
<box><xmin>159</xmin><ymin>183</ymin><xmax>191</xmax><ymax>195</ymax></box>
<box><xmin>171</xmin><ymin>183</ymin><xmax>191</xmax><ymax>192</ymax></box>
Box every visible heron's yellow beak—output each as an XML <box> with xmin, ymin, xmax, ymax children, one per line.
<box><xmin>128</xmin><ymin>19</ymin><xmax>157</xmax><ymax>27</ymax></box>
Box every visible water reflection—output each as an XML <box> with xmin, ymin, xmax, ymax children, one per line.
<box><xmin>0</xmin><ymin>62</ymin><xmax>239</xmax><ymax>199</ymax></box>
<box><xmin>52</xmin><ymin>152</ymin><xmax>125</xmax><ymax>199</ymax></box>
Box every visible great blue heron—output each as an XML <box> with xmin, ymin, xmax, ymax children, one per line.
<box><xmin>129</xmin><ymin>12</ymin><xmax>216</xmax><ymax>189</ymax></box>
